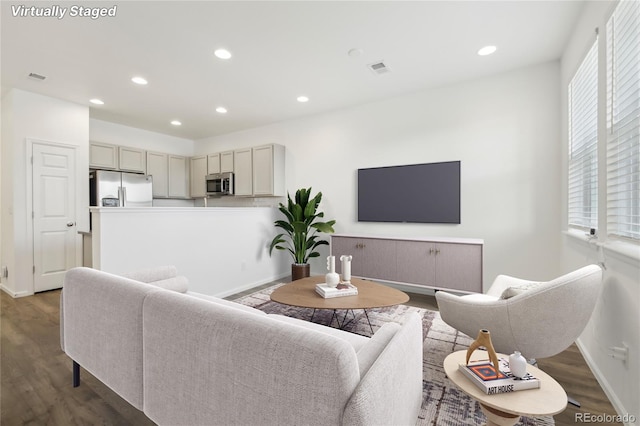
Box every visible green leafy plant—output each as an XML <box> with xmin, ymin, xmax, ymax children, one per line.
<box><xmin>269</xmin><ymin>187</ymin><xmax>336</xmax><ymax>264</ymax></box>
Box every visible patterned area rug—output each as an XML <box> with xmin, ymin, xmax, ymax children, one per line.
<box><xmin>233</xmin><ymin>283</ymin><xmax>554</xmax><ymax>426</ymax></box>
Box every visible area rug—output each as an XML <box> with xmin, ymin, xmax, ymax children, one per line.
<box><xmin>233</xmin><ymin>283</ymin><xmax>554</xmax><ymax>426</ymax></box>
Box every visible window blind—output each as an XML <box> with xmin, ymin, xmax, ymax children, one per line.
<box><xmin>607</xmin><ymin>0</ymin><xmax>640</xmax><ymax>240</ymax></box>
<box><xmin>568</xmin><ymin>40</ymin><xmax>598</xmax><ymax>230</ymax></box>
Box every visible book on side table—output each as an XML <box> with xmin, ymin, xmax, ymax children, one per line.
<box><xmin>458</xmin><ymin>357</ymin><xmax>540</xmax><ymax>395</ymax></box>
<box><xmin>315</xmin><ymin>282</ymin><xmax>358</xmax><ymax>298</ymax></box>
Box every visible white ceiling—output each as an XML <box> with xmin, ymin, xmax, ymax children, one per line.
<box><xmin>1</xmin><ymin>1</ymin><xmax>585</xmax><ymax>140</ymax></box>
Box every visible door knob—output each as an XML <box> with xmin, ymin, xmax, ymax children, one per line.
<box><xmin>66</xmin><ymin>222</ymin><xmax>75</xmax><ymax>227</ymax></box>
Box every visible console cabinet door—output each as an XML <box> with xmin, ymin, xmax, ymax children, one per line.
<box><xmin>435</xmin><ymin>243</ymin><xmax>482</xmax><ymax>293</ymax></box>
<box><xmin>361</xmin><ymin>238</ymin><xmax>397</xmax><ymax>282</ymax></box>
<box><xmin>331</xmin><ymin>236</ymin><xmax>365</xmax><ymax>277</ymax></box>
<box><xmin>396</xmin><ymin>240</ymin><xmax>436</xmax><ymax>286</ymax></box>
<box><xmin>332</xmin><ymin>237</ymin><xmax>396</xmax><ymax>280</ymax></box>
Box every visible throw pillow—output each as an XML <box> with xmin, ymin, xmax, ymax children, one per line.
<box><xmin>499</xmin><ymin>282</ymin><xmax>540</xmax><ymax>299</ymax></box>
<box><xmin>149</xmin><ymin>276</ymin><xmax>189</xmax><ymax>293</ymax></box>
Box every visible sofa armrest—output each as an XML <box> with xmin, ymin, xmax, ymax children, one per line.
<box><xmin>343</xmin><ymin>312</ymin><xmax>423</xmax><ymax>426</ymax></box>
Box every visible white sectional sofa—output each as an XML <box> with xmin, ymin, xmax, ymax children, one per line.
<box><xmin>60</xmin><ymin>267</ymin><xmax>423</xmax><ymax>426</ymax></box>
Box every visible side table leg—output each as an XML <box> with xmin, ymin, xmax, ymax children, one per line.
<box><xmin>480</xmin><ymin>404</ymin><xmax>520</xmax><ymax>426</ymax></box>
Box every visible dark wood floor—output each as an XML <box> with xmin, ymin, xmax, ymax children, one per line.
<box><xmin>1</xmin><ymin>287</ymin><xmax>621</xmax><ymax>425</ymax></box>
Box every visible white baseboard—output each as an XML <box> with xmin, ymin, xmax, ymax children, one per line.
<box><xmin>214</xmin><ymin>272</ymin><xmax>290</xmax><ymax>299</ymax></box>
<box><xmin>1</xmin><ymin>284</ymin><xmax>32</xmax><ymax>298</ymax></box>
<box><xmin>575</xmin><ymin>337</ymin><xmax>637</xmax><ymax>426</ymax></box>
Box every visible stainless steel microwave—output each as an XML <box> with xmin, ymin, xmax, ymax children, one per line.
<box><xmin>206</xmin><ymin>172</ymin><xmax>234</xmax><ymax>196</ymax></box>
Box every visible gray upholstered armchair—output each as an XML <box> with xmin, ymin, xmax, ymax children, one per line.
<box><xmin>435</xmin><ymin>265</ymin><xmax>603</xmax><ymax>360</ymax></box>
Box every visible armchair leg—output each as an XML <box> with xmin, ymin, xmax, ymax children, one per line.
<box><xmin>72</xmin><ymin>360</ymin><xmax>80</xmax><ymax>387</ymax></box>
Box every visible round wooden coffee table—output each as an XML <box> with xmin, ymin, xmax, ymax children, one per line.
<box><xmin>443</xmin><ymin>350</ymin><xmax>567</xmax><ymax>426</ymax></box>
<box><xmin>270</xmin><ymin>276</ymin><xmax>409</xmax><ymax>334</ymax></box>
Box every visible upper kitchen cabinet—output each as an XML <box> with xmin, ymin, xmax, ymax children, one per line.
<box><xmin>220</xmin><ymin>151</ymin><xmax>234</xmax><ymax>173</ymax></box>
<box><xmin>190</xmin><ymin>156</ymin><xmax>208</xmax><ymax>198</ymax></box>
<box><xmin>253</xmin><ymin>144</ymin><xmax>285</xmax><ymax>196</ymax></box>
<box><xmin>233</xmin><ymin>148</ymin><xmax>253</xmax><ymax>196</ymax></box>
<box><xmin>89</xmin><ymin>142</ymin><xmax>118</xmax><ymax>170</ymax></box>
<box><xmin>168</xmin><ymin>155</ymin><xmax>190</xmax><ymax>198</ymax></box>
<box><xmin>207</xmin><ymin>153</ymin><xmax>221</xmax><ymax>175</ymax></box>
<box><xmin>147</xmin><ymin>151</ymin><xmax>169</xmax><ymax>198</ymax></box>
<box><xmin>118</xmin><ymin>146</ymin><xmax>146</xmax><ymax>173</ymax></box>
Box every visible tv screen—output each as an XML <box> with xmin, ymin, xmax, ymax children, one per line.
<box><xmin>358</xmin><ymin>161</ymin><xmax>461</xmax><ymax>224</ymax></box>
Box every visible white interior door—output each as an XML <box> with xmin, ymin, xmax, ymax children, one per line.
<box><xmin>32</xmin><ymin>143</ymin><xmax>77</xmax><ymax>292</ymax></box>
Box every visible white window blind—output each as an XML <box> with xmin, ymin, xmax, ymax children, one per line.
<box><xmin>607</xmin><ymin>0</ymin><xmax>640</xmax><ymax>241</ymax></box>
<box><xmin>568</xmin><ymin>40</ymin><xmax>599</xmax><ymax>230</ymax></box>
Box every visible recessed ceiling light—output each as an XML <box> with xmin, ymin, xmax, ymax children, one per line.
<box><xmin>214</xmin><ymin>49</ymin><xmax>232</xmax><ymax>60</ymax></box>
<box><xmin>348</xmin><ymin>48</ymin><xmax>364</xmax><ymax>58</ymax></box>
<box><xmin>478</xmin><ymin>46</ymin><xmax>497</xmax><ymax>56</ymax></box>
<box><xmin>297</xmin><ymin>96</ymin><xmax>309</xmax><ymax>103</ymax></box>
<box><xmin>171</xmin><ymin>120</ymin><xmax>182</xmax><ymax>126</ymax></box>
<box><xmin>216</xmin><ymin>106</ymin><xmax>228</xmax><ymax>114</ymax></box>
<box><xmin>89</xmin><ymin>98</ymin><xmax>104</xmax><ymax>105</ymax></box>
<box><xmin>131</xmin><ymin>76</ymin><xmax>148</xmax><ymax>85</ymax></box>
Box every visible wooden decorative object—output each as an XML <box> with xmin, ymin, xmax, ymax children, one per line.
<box><xmin>466</xmin><ymin>329</ymin><xmax>500</xmax><ymax>374</ymax></box>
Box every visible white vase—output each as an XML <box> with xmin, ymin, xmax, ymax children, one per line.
<box><xmin>340</xmin><ymin>255</ymin><xmax>352</xmax><ymax>282</ymax></box>
<box><xmin>509</xmin><ymin>351</ymin><xmax>527</xmax><ymax>378</ymax></box>
<box><xmin>325</xmin><ymin>256</ymin><xmax>340</xmax><ymax>287</ymax></box>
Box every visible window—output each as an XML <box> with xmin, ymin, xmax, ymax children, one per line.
<box><xmin>568</xmin><ymin>40</ymin><xmax>599</xmax><ymax>230</ymax></box>
<box><xmin>606</xmin><ymin>0</ymin><xmax>640</xmax><ymax>241</ymax></box>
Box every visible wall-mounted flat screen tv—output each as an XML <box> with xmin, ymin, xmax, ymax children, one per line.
<box><xmin>358</xmin><ymin>161</ymin><xmax>461</xmax><ymax>224</ymax></box>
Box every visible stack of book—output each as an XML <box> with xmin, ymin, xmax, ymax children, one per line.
<box><xmin>315</xmin><ymin>282</ymin><xmax>358</xmax><ymax>298</ymax></box>
<box><xmin>458</xmin><ymin>357</ymin><xmax>540</xmax><ymax>394</ymax></box>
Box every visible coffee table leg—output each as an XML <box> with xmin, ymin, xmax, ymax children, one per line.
<box><xmin>480</xmin><ymin>404</ymin><xmax>520</xmax><ymax>426</ymax></box>
<box><xmin>363</xmin><ymin>309</ymin><xmax>374</xmax><ymax>335</ymax></box>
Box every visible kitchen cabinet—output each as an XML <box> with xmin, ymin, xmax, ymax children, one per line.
<box><xmin>146</xmin><ymin>151</ymin><xmax>169</xmax><ymax>198</ymax></box>
<box><xmin>220</xmin><ymin>151</ymin><xmax>234</xmax><ymax>173</ymax></box>
<box><xmin>118</xmin><ymin>146</ymin><xmax>146</xmax><ymax>173</ymax></box>
<box><xmin>168</xmin><ymin>155</ymin><xmax>189</xmax><ymax>198</ymax></box>
<box><xmin>233</xmin><ymin>148</ymin><xmax>253</xmax><ymax>196</ymax></box>
<box><xmin>190</xmin><ymin>156</ymin><xmax>208</xmax><ymax>198</ymax></box>
<box><xmin>331</xmin><ymin>235</ymin><xmax>483</xmax><ymax>294</ymax></box>
<box><xmin>252</xmin><ymin>144</ymin><xmax>285</xmax><ymax>196</ymax></box>
<box><xmin>207</xmin><ymin>153</ymin><xmax>220</xmax><ymax>175</ymax></box>
<box><xmin>90</xmin><ymin>142</ymin><xmax>118</xmax><ymax>170</ymax></box>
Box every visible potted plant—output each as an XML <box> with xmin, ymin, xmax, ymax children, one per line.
<box><xmin>269</xmin><ymin>187</ymin><xmax>336</xmax><ymax>281</ymax></box>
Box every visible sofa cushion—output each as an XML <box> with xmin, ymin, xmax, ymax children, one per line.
<box><xmin>149</xmin><ymin>276</ymin><xmax>188</xmax><ymax>293</ymax></box>
<box><xmin>121</xmin><ymin>265</ymin><xmax>177</xmax><ymax>283</ymax></box>
<box><xmin>356</xmin><ymin>322</ymin><xmax>401</xmax><ymax>378</ymax></box>
<box><xmin>268</xmin><ymin>314</ymin><xmax>369</xmax><ymax>351</ymax></box>
<box><xmin>499</xmin><ymin>282</ymin><xmax>540</xmax><ymax>299</ymax></box>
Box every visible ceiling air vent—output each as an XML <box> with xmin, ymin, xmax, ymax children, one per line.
<box><xmin>367</xmin><ymin>61</ymin><xmax>391</xmax><ymax>75</ymax></box>
<box><xmin>28</xmin><ymin>72</ymin><xmax>46</xmax><ymax>81</ymax></box>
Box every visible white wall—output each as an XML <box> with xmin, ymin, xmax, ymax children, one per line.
<box><xmin>560</xmin><ymin>1</ymin><xmax>639</xmax><ymax>423</ymax></box>
<box><xmin>90</xmin><ymin>118</ymin><xmax>194</xmax><ymax>156</ymax></box>
<box><xmin>196</xmin><ymin>62</ymin><xmax>563</xmax><ymax>285</ymax></box>
<box><xmin>0</xmin><ymin>89</ymin><xmax>89</xmax><ymax>297</ymax></box>
<box><xmin>91</xmin><ymin>207</ymin><xmax>289</xmax><ymax>296</ymax></box>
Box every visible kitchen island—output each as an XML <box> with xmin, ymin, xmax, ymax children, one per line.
<box><xmin>90</xmin><ymin>207</ymin><xmax>289</xmax><ymax>297</ymax></box>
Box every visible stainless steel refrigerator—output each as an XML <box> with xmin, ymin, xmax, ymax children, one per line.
<box><xmin>90</xmin><ymin>170</ymin><xmax>153</xmax><ymax>207</ymax></box>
